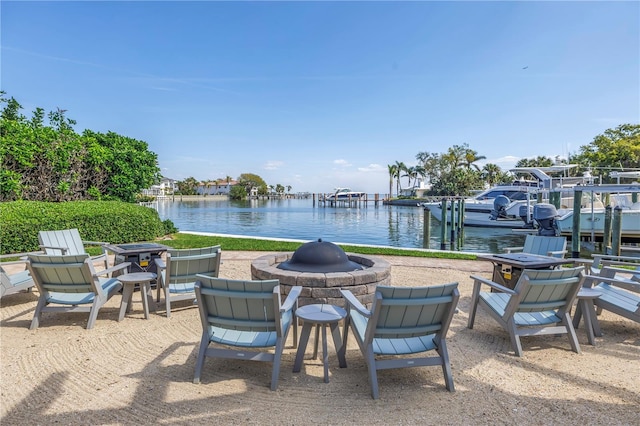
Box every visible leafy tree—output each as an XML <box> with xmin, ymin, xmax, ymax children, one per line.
<box><xmin>0</xmin><ymin>92</ymin><xmax>160</xmax><ymax>202</ymax></box>
<box><xmin>237</xmin><ymin>173</ymin><xmax>267</xmax><ymax>195</ymax></box>
<box><xmin>275</xmin><ymin>184</ymin><xmax>285</xmax><ymax>194</ymax></box>
<box><xmin>515</xmin><ymin>156</ymin><xmax>555</xmax><ymax>168</ymax></box>
<box><xmin>481</xmin><ymin>163</ymin><xmax>510</xmax><ymax>186</ymax></box>
<box><xmin>570</xmin><ymin>124</ymin><xmax>640</xmax><ymax>180</ymax></box>
<box><xmin>176</xmin><ymin>177</ymin><xmax>199</xmax><ymax>195</ymax></box>
<box><xmin>229</xmin><ymin>184</ymin><xmax>247</xmax><ymax>200</ymax></box>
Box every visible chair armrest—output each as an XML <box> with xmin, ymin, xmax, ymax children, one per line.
<box><xmin>504</xmin><ymin>246</ymin><xmax>524</xmax><ymax>254</ymax></box>
<box><xmin>280</xmin><ymin>286</ymin><xmax>302</xmax><ymax>312</ymax></box>
<box><xmin>98</xmin><ymin>262</ymin><xmax>131</xmax><ymax>277</ymax></box>
<box><xmin>0</xmin><ymin>251</ymin><xmax>44</xmax><ymax>263</ymax></box>
<box><xmin>548</xmin><ymin>250</ymin><xmax>567</xmax><ymax>256</ymax></box>
<box><xmin>470</xmin><ymin>274</ymin><xmax>517</xmax><ymax>295</ymax></box>
<box><xmin>585</xmin><ymin>274</ymin><xmax>640</xmax><ymax>293</ymax></box>
<box><xmin>154</xmin><ymin>257</ymin><xmax>166</xmax><ymax>270</ymax></box>
<box><xmin>340</xmin><ymin>289</ymin><xmax>371</xmax><ymax>317</ymax></box>
<box><xmin>83</xmin><ymin>240</ymin><xmax>109</xmax><ymax>246</ymax></box>
<box><xmin>39</xmin><ymin>244</ymin><xmax>69</xmax><ymax>254</ymax></box>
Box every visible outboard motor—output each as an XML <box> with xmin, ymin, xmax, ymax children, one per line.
<box><xmin>533</xmin><ymin>203</ymin><xmax>558</xmax><ymax>236</ymax></box>
<box><xmin>490</xmin><ymin>195</ymin><xmax>510</xmax><ymax>220</ymax></box>
<box><xmin>519</xmin><ymin>204</ymin><xmax>535</xmax><ymax>228</ymax></box>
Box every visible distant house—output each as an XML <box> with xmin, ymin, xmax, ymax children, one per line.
<box><xmin>400</xmin><ymin>178</ymin><xmax>431</xmax><ymax>198</ymax></box>
<box><xmin>142</xmin><ymin>177</ymin><xmax>177</xmax><ymax>198</ymax></box>
<box><xmin>197</xmin><ymin>180</ymin><xmax>239</xmax><ymax>195</ymax></box>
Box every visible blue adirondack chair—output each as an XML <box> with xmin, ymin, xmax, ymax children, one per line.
<box><xmin>193</xmin><ymin>276</ymin><xmax>302</xmax><ymax>390</ymax></box>
<box><xmin>467</xmin><ymin>266</ymin><xmax>584</xmax><ymax>357</ymax></box>
<box><xmin>0</xmin><ymin>253</ymin><xmax>36</xmax><ymax>299</ymax></box>
<box><xmin>579</xmin><ymin>266</ymin><xmax>640</xmax><ymax>329</ymax></box>
<box><xmin>155</xmin><ymin>246</ymin><xmax>222</xmax><ymax>318</ymax></box>
<box><xmin>38</xmin><ymin>228</ymin><xmax>111</xmax><ymax>270</ymax></box>
<box><xmin>504</xmin><ymin>235</ymin><xmax>567</xmax><ymax>258</ymax></box>
<box><xmin>340</xmin><ymin>283</ymin><xmax>460</xmax><ymax>399</ymax></box>
<box><xmin>27</xmin><ymin>254</ymin><xmax>130</xmax><ymax>329</ymax></box>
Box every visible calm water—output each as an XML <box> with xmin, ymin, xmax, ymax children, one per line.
<box><xmin>154</xmin><ymin>198</ymin><xmax>527</xmax><ymax>254</ymax></box>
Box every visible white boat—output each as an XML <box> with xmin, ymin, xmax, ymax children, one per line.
<box><xmin>424</xmin><ymin>184</ymin><xmax>537</xmax><ymax>228</ymax></box>
<box><xmin>555</xmin><ymin>184</ymin><xmax>640</xmax><ymax>240</ymax></box>
<box><xmin>423</xmin><ymin>165</ymin><xmax>597</xmax><ymax>228</ymax></box>
<box><xmin>326</xmin><ymin>188</ymin><xmax>366</xmax><ymax>201</ymax></box>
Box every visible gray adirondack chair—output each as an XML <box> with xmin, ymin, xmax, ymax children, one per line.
<box><xmin>38</xmin><ymin>228</ymin><xmax>110</xmax><ymax>269</ymax></box>
<box><xmin>193</xmin><ymin>276</ymin><xmax>302</xmax><ymax>390</ymax></box>
<box><xmin>505</xmin><ymin>235</ymin><xmax>567</xmax><ymax>258</ymax></box>
<box><xmin>27</xmin><ymin>254</ymin><xmax>130</xmax><ymax>329</ymax></box>
<box><xmin>467</xmin><ymin>266</ymin><xmax>584</xmax><ymax>357</ymax></box>
<box><xmin>340</xmin><ymin>283</ymin><xmax>460</xmax><ymax>399</ymax></box>
<box><xmin>155</xmin><ymin>246</ymin><xmax>222</xmax><ymax>318</ymax></box>
<box><xmin>580</xmin><ymin>266</ymin><xmax>640</xmax><ymax>327</ymax></box>
<box><xmin>0</xmin><ymin>261</ymin><xmax>35</xmax><ymax>298</ymax></box>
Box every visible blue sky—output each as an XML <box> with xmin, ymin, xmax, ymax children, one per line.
<box><xmin>2</xmin><ymin>1</ymin><xmax>638</xmax><ymax>194</ymax></box>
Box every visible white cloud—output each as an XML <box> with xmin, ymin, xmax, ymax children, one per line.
<box><xmin>357</xmin><ymin>163</ymin><xmax>385</xmax><ymax>173</ymax></box>
<box><xmin>333</xmin><ymin>159</ymin><xmax>351</xmax><ymax>167</ymax></box>
<box><xmin>264</xmin><ymin>161</ymin><xmax>284</xmax><ymax>170</ymax></box>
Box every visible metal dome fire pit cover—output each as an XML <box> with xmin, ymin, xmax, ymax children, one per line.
<box><xmin>277</xmin><ymin>239</ymin><xmax>364</xmax><ymax>273</ymax></box>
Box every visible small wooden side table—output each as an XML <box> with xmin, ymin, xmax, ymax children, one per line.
<box><xmin>118</xmin><ymin>272</ymin><xmax>157</xmax><ymax>321</ymax></box>
<box><xmin>293</xmin><ymin>304</ymin><xmax>347</xmax><ymax>383</ymax></box>
<box><xmin>573</xmin><ymin>288</ymin><xmax>602</xmax><ymax>345</ymax></box>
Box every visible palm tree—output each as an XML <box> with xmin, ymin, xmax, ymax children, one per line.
<box><xmin>481</xmin><ymin>163</ymin><xmax>502</xmax><ymax>186</ymax></box>
<box><xmin>461</xmin><ymin>148</ymin><xmax>486</xmax><ymax>171</ymax></box>
<box><xmin>394</xmin><ymin>161</ymin><xmax>406</xmax><ymax>195</ymax></box>
<box><xmin>387</xmin><ymin>164</ymin><xmax>397</xmax><ymax>198</ymax></box>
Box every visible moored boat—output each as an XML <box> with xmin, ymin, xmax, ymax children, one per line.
<box><xmin>326</xmin><ymin>188</ymin><xmax>366</xmax><ymax>200</ymax></box>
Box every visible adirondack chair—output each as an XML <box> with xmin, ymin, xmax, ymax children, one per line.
<box><xmin>504</xmin><ymin>235</ymin><xmax>567</xmax><ymax>258</ymax></box>
<box><xmin>579</xmin><ymin>266</ymin><xmax>640</xmax><ymax>327</ymax></box>
<box><xmin>588</xmin><ymin>254</ymin><xmax>640</xmax><ymax>278</ymax></box>
<box><xmin>155</xmin><ymin>246</ymin><xmax>222</xmax><ymax>318</ymax></box>
<box><xmin>0</xmin><ymin>253</ymin><xmax>36</xmax><ymax>299</ymax></box>
<box><xmin>27</xmin><ymin>254</ymin><xmax>130</xmax><ymax>329</ymax></box>
<box><xmin>38</xmin><ymin>228</ymin><xmax>111</xmax><ymax>270</ymax></box>
<box><xmin>193</xmin><ymin>276</ymin><xmax>302</xmax><ymax>390</ymax></box>
<box><xmin>340</xmin><ymin>283</ymin><xmax>460</xmax><ymax>399</ymax></box>
<box><xmin>467</xmin><ymin>266</ymin><xmax>584</xmax><ymax>357</ymax></box>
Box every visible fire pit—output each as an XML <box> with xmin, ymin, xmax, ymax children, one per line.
<box><xmin>251</xmin><ymin>239</ymin><xmax>391</xmax><ymax>307</ymax></box>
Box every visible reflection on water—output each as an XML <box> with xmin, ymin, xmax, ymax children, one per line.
<box><xmin>155</xmin><ymin>198</ymin><xmax>527</xmax><ymax>254</ymax></box>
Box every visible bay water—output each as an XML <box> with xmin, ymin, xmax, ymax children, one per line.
<box><xmin>154</xmin><ymin>198</ymin><xmax>526</xmax><ymax>254</ymax></box>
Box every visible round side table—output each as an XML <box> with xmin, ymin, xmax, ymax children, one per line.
<box><xmin>118</xmin><ymin>272</ymin><xmax>157</xmax><ymax>321</ymax></box>
<box><xmin>293</xmin><ymin>303</ymin><xmax>347</xmax><ymax>383</ymax></box>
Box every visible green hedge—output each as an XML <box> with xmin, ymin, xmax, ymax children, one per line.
<box><xmin>0</xmin><ymin>201</ymin><xmax>169</xmax><ymax>254</ymax></box>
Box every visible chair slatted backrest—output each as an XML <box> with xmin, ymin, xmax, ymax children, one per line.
<box><xmin>196</xmin><ymin>277</ymin><xmax>281</xmax><ymax>334</ymax></box>
<box><xmin>506</xmin><ymin>267</ymin><xmax>584</xmax><ymax>317</ymax></box>
<box><xmin>523</xmin><ymin>235</ymin><xmax>567</xmax><ymax>258</ymax></box>
<box><xmin>38</xmin><ymin>229</ymin><xmax>85</xmax><ymax>256</ymax></box>
<box><xmin>27</xmin><ymin>254</ymin><xmax>96</xmax><ymax>295</ymax></box>
<box><xmin>166</xmin><ymin>246</ymin><xmax>221</xmax><ymax>284</ymax></box>
<box><xmin>368</xmin><ymin>283</ymin><xmax>459</xmax><ymax>340</ymax></box>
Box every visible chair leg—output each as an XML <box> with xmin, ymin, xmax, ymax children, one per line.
<box><xmin>437</xmin><ymin>339</ymin><xmax>455</xmax><ymax>392</ymax></box>
<box><xmin>271</xmin><ymin>338</ymin><xmax>285</xmax><ymax>391</ymax></box>
<box><xmin>30</xmin><ymin>297</ymin><xmax>47</xmax><ymax>330</ymax></box>
<box><xmin>563</xmin><ymin>312</ymin><xmax>581</xmax><ymax>354</ymax></box>
<box><xmin>365</xmin><ymin>347</ymin><xmax>379</xmax><ymax>399</ymax></box>
<box><xmin>193</xmin><ymin>334</ymin><xmax>210</xmax><ymax>384</ymax></box>
<box><xmin>165</xmin><ymin>288</ymin><xmax>171</xmax><ymax>318</ymax></box>
<box><xmin>506</xmin><ymin>320</ymin><xmax>523</xmax><ymax>357</ymax></box>
<box><xmin>86</xmin><ymin>300</ymin><xmax>101</xmax><ymax>329</ymax></box>
<box><xmin>467</xmin><ymin>283</ymin><xmax>481</xmax><ymax>329</ymax></box>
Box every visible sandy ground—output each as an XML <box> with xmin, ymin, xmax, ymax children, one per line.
<box><xmin>1</xmin><ymin>252</ymin><xmax>639</xmax><ymax>425</ymax></box>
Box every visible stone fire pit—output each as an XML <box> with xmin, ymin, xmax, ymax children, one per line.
<box><xmin>250</xmin><ymin>241</ymin><xmax>391</xmax><ymax>307</ymax></box>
